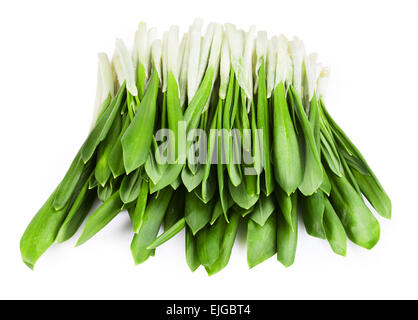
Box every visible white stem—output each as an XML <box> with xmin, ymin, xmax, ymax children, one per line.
<box><xmin>113</xmin><ymin>38</ymin><xmax>138</xmax><ymax>96</ymax></box>
<box><xmin>304</xmin><ymin>53</ymin><xmax>320</xmax><ymax>101</ymax></box>
<box><xmin>226</xmin><ymin>23</ymin><xmax>245</xmax><ymax>95</ymax></box>
<box><xmin>255</xmin><ymin>31</ymin><xmax>267</xmax><ymax>93</ymax></box>
<box><xmin>162</xmin><ymin>32</ymin><xmax>169</xmax><ymax>92</ymax></box>
<box><xmin>187</xmin><ymin>30</ymin><xmax>201</xmax><ymax>101</ymax></box>
<box><xmin>202</xmin><ymin>23</ymin><xmax>223</xmax><ymax>112</ymax></box>
<box><xmin>151</xmin><ymin>39</ymin><xmax>162</xmax><ymax>84</ymax></box>
<box><xmin>146</xmin><ymin>28</ymin><xmax>157</xmax><ymax>78</ymax></box>
<box><xmin>274</xmin><ymin>35</ymin><xmax>292</xmax><ymax>90</ymax></box>
<box><xmin>266</xmin><ymin>39</ymin><xmax>276</xmax><ymax>98</ymax></box>
<box><xmin>197</xmin><ymin>23</ymin><xmax>216</xmax><ymax>85</ymax></box>
<box><xmin>179</xmin><ymin>34</ymin><xmax>189</xmax><ymax>106</ymax></box>
<box><xmin>167</xmin><ymin>26</ymin><xmax>180</xmax><ymax>82</ymax></box>
<box><xmin>242</xmin><ymin>25</ymin><xmax>256</xmax><ymax>107</ymax></box>
<box><xmin>190</xmin><ymin>18</ymin><xmax>203</xmax><ymax>33</ymax></box>
<box><xmin>186</xmin><ymin>17</ymin><xmax>204</xmax><ymax>101</ymax></box>
<box><xmin>289</xmin><ymin>37</ymin><xmax>306</xmax><ymax>98</ymax></box>
<box><xmin>91</xmin><ymin>53</ymin><xmax>115</xmax><ymax>127</ymax></box>
<box><xmin>219</xmin><ymin>35</ymin><xmax>231</xmax><ymax>100</ymax></box>
<box><xmin>207</xmin><ymin>24</ymin><xmax>223</xmax><ymax>80</ymax></box>
<box><xmin>133</xmin><ymin>22</ymin><xmax>148</xmax><ymax>75</ymax></box>
<box><xmin>99</xmin><ymin>53</ymin><xmax>115</xmax><ymax>98</ymax></box>
<box><xmin>317</xmin><ymin>66</ymin><xmax>330</xmax><ymax>99</ymax></box>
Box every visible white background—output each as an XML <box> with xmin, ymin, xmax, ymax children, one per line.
<box><xmin>1</xmin><ymin>0</ymin><xmax>417</xmax><ymax>300</ymax></box>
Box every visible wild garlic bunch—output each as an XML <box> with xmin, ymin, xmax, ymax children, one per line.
<box><xmin>21</xmin><ymin>20</ymin><xmax>390</xmax><ymax>274</ymax></box>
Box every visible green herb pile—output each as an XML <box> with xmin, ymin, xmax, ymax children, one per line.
<box><xmin>21</xmin><ymin>20</ymin><xmax>391</xmax><ymax>274</ymax></box>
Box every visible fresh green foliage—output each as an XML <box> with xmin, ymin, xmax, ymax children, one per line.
<box><xmin>21</xmin><ymin>21</ymin><xmax>390</xmax><ymax>274</ymax></box>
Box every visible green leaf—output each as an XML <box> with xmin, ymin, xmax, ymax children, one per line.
<box><xmin>97</xmin><ymin>181</ymin><xmax>113</xmax><ymax>202</ymax></box>
<box><xmin>195</xmin><ymin>169</ymin><xmax>217</xmax><ymax>204</ymax></box>
<box><xmin>205</xmin><ymin>210</ymin><xmax>240</xmax><ymax>276</ymax></box>
<box><xmin>164</xmin><ymin>187</ymin><xmax>185</xmax><ymax>231</ymax></box>
<box><xmin>320</xmin><ymin>132</ymin><xmax>344</xmax><ymax>177</ymax></box>
<box><xmin>81</xmin><ymin>82</ymin><xmax>126</xmax><ymax>162</ymax></box>
<box><xmin>300</xmin><ymin>190</ymin><xmax>326</xmax><ymax>239</ymax></box>
<box><xmin>121</xmin><ymin>69</ymin><xmax>159</xmax><ymax>173</ymax></box>
<box><xmin>232</xmin><ymin>204</ymin><xmax>255</xmax><ymax>218</ymax></box>
<box><xmin>247</xmin><ymin>213</ymin><xmax>277</xmax><ymax>269</ymax></box>
<box><xmin>308</xmin><ymin>96</ymin><xmax>321</xmax><ymax>153</ymax></box>
<box><xmin>131</xmin><ymin>178</ymin><xmax>149</xmax><ymax>233</ymax></box>
<box><xmin>120</xmin><ymin>169</ymin><xmax>142</xmax><ymax>204</ymax></box>
<box><xmin>136</xmin><ymin>62</ymin><xmax>146</xmax><ymax>100</ymax></box>
<box><xmin>240</xmin><ymin>91</ymin><xmax>259</xmax><ymax>198</ymax></box>
<box><xmin>320</xmin><ymin>100</ymin><xmax>390</xmax><ymax>216</ymax></box>
<box><xmin>197</xmin><ymin>216</ymin><xmax>227</xmax><ymax>267</ymax></box>
<box><xmin>89</xmin><ymin>174</ymin><xmax>99</xmax><ymax>189</ymax></box>
<box><xmin>340</xmin><ymin>152</ymin><xmax>361</xmax><ymax>194</ymax></box>
<box><xmin>181</xmin><ymin>164</ymin><xmax>204</xmax><ymax>192</ymax></box>
<box><xmin>95</xmin><ymin>112</ymin><xmax>122</xmax><ymax>186</ymax></box>
<box><xmin>56</xmin><ymin>178</ymin><xmax>96</xmax><ymax>243</ymax></box>
<box><xmin>328</xmin><ymin>171</ymin><xmax>380</xmax><ymax>250</ymax></box>
<box><xmin>185</xmin><ymin>227</ymin><xmax>200</xmax><ymax>272</ymax></box>
<box><xmin>184</xmin><ymin>68</ymin><xmax>214</xmax><ymax>129</ymax></box>
<box><xmin>228</xmin><ymin>179</ymin><xmax>259</xmax><ymax>210</ymax></box>
<box><xmin>150</xmin><ymin>163</ymin><xmax>184</xmax><ymax>193</ymax></box>
<box><xmin>320</xmin><ymin>170</ymin><xmax>332</xmax><ymax>196</ymax></box>
<box><xmin>250</xmin><ymin>192</ymin><xmax>275</xmax><ymax>227</ymax></box>
<box><xmin>277</xmin><ymin>192</ymin><xmax>298</xmax><ymax>267</ymax></box>
<box><xmin>216</xmin><ymin>97</ymin><xmax>229</xmax><ymax>216</ymax></box>
<box><xmin>248</xmin><ymin>101</ymin><xmax>262</xmax><ymax>196</ymax></box>
<box><xmin>341</xmin><ymin>149</ymin><xmax>369</xmax><ymax>175</ymax></box>
<box><xmin>289</xmin><ymin>86</ymin><xmax>323</xmax><ymax>195</ymax></box>
<box><xmin>147</xmin><ymin>218</ymin><xmax>185</xmax><ymax>250</ymax></box>
<box><xmin>20</xmin><ymin>187</ymin><xmax>69</xmax><ymax>269</ymax></box>
<box><xmin>352</xmin><ymin>168</ymin><xmax>391</xmax><ymax>219</ymax></box>
<box><xmin>52</xmin><ymin>150</ymin><xmax>86</xmax><ymax>211</ymax></box>
<box><xmin>145</xmin><ymin>137</ymin><xmax>163</xmax><ymax>185</ymax></box>
<box><xmin>184</xmin><ymin>191</ymin><xmax>214</xmax><ymax>235</ymax></box>
<box><xmin>256</xmin><ymin>59</ymin><xmax>274</xmax><ymax>196</ymax></box>
<box><xmin>274</xmin><ymin>186</ymin><xmax>293</xmax><ymax>230</ymax></box>
<box><xmin>319</xmin><ymin>109</ymin><xmax>344</xmax><ymax>177</ymax></box>
<box><xmin>108</xmin><ymin>114</ymin><xmax>131</xmax><ymax>178</ymax></box>
<box><xmin>223</xmin><ymin>72</ymin><xmax>242</xmax><ymax>187</ymax></box>
<box><xmin>210</xmin><ymin>199</ymin><xmax>223</xmax><ymax>225</ymax></box>
<box><xmin>201</xmin><ymin>102</ymin><xmax>219</xmax><ymax>201</ymax></box>
<box><xmin>130</xmin><ymin>187</ymin><xmax>173</xmax><ymax>264</ymax></box>
<box><xmin>56</xmin><ymin>154</ymin><xmax>96</xmax><ymax>212</ymax></box>
<box><xmin>323</xmin><ymin>198</ymin><xmax>347</xmax><ymax>256</ymax></box>
<box><xmin>76</xmin><ymin>191</ymin><xmax>123</xmax><ymax>246</ymax></box>
<box><xmin>272</xmin><ymin>83</ymin><xmax>303</xmax><ymax>195</ymax></box>
<box><xmin>172</xmin><ymin>176</ymin><xmax>183</xmax><ymax>190</ymax></box>
<box><xmin>166</xmin><ymin>72</ymin><xmax>186</xmax><ymax>163</ymax></box>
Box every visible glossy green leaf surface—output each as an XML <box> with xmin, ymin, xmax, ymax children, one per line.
<box><xmin>20</xmin><ymin>188</ymin><xmax>69</xmax><ymax>269</ymax></box>
<box><xmin>56</xmin><ymin>179</ymin><xmax>96</xmax><ymax>243</ymax></box>
<box><xmin>329</xmin><ymin>172</ymin><xmax>380</xmax><ymax>250</ymax></box>
<box><xmin>122</xmin><ymin>70</ymin><xmax>159</xmax><ymax>173</ymax></box>
<box><xmin>277</xmin><ymin>193</ymin><xmax>298</xmax><ymax>267</ymax></box>
<box><xmin>205</xmin><ymin>211</ymin><xmax>240</xmax><ymax>276</ymax></box>
<box><xmin>130</xmin><ymin>188</ymin><xmax>173</xmax><ymax>264</ymax></box>
<box><xmin>250</xmin><ymin>192</ymin><xmax>275</xmax><ymax>227</ymax></box>
<box><xmin>247</xmin><ymin>213</ymin><xmax>277</xmax><ymax>269</ymax></box>
<box><xmin>290</xmin><ymin>86</ymin><xmax>323</xmax><ymax>196</ymax></box>
<box><xmin>76</xmin><ymin>191</ymin><xmax>123</xmax><ymax>246</ymax></box>
<box><xmin>323</xmin><ymin>198</ymin><xmax>347</xmax><ymax>256</ymax></box>
<box><xmin>272</xmin><ymin>83</ymin><xmax>302</xmax><ymax>195</ymax></box>
<box><xmin>81</xmin><ymin>83</ymin><xmax>126</xmax><ymax>162</ymax></box>
<box><xmin>300</xmin><ymin>190</ymin><xmax>326</xmax><ymax>239</ymax></box>
<box><xmin>185</xmin><ymin>191</ymin><xmax>214</xmax><ymax>235</ymax></box>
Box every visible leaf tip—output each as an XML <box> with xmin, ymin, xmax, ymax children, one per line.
<box><xmin>23</xmin><ymin>261</ymin><xmax>35</xmax><ymax>271</ymax></box>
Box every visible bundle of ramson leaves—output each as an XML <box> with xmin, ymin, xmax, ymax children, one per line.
<box><xmin>21</xmin><ymin>20</ymin><xmax>391</xmax><ymax>274</ymax></box>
